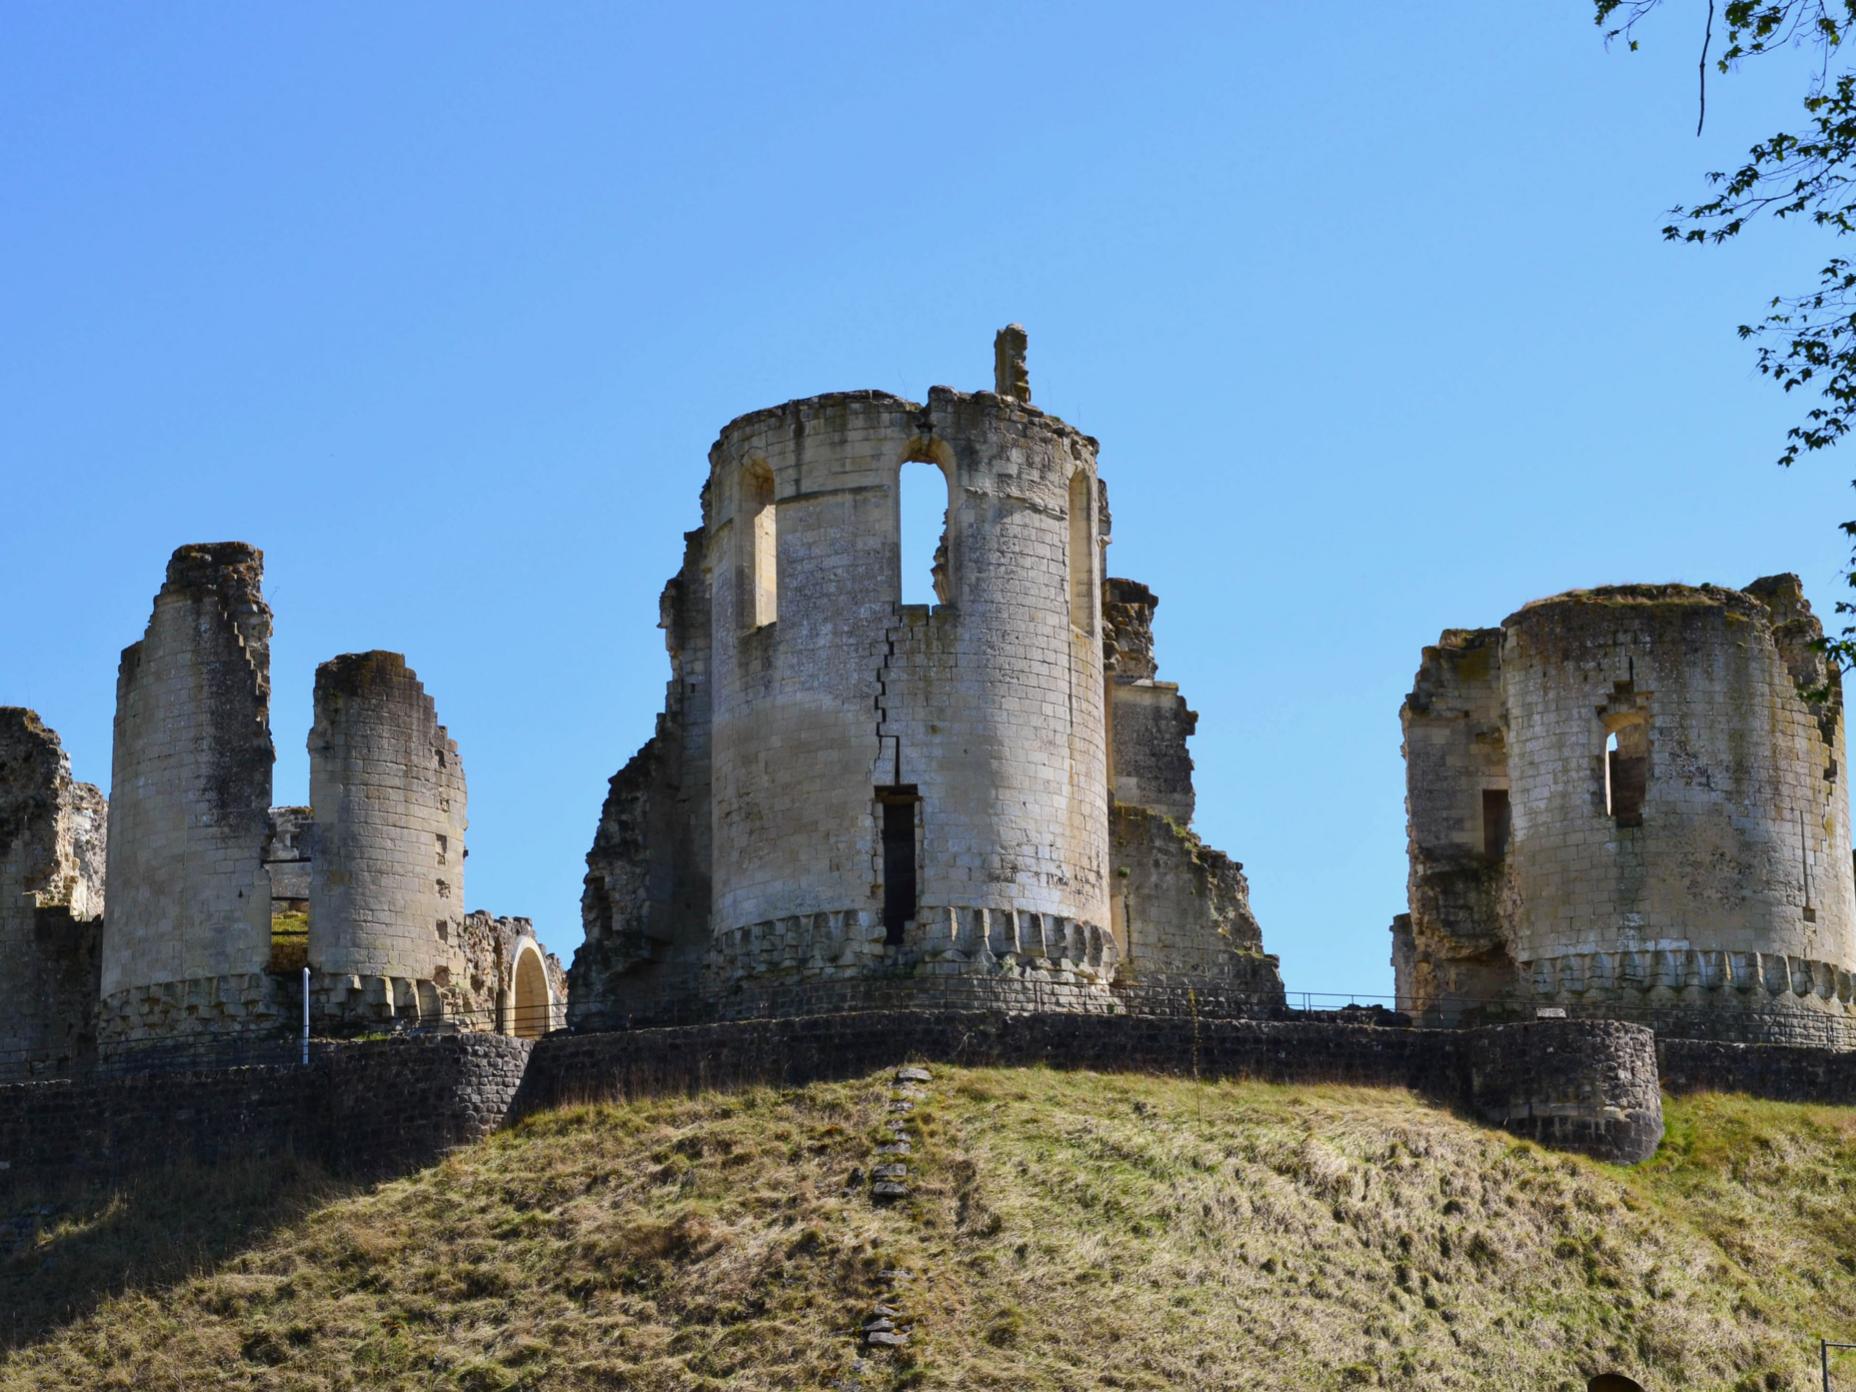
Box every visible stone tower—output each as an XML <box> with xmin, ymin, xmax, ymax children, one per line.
<box><xmin>573</xmin><ymin>331</ymin><xmax>1282</xmax><ymax>1025</ymax></box>
<box><xmin>100</xmin><ymin>543</ymin><xmax>280</xmax><ymax>1041</ymax></box>
<box><xmin>1396</xmin><ymin>577</ymin><xmax>1856</xmax><ymax>1043</ymax></box>
<box><xmin>308</xmin><ymin>651</ymin><xmax>470</xmax><ymax>1026</ymax></box>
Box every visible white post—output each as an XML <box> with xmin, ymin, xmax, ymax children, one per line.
<box><xmin>301</xmin><ymin>965</ymin><xmax>311</xmax><ymax>1066</ymax></box>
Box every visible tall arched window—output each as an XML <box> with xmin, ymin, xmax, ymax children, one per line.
<box><xmin>740</xmin><ymin>459</ymin><xmax>777</xmax><ymax>628</ymax></box>
<box><xmin>1068</xmin><ymin>470</ymin><xmax>1095</xmax><ymax>634</ymax></box>
<box><xmin>1604</xmin><ymin>717</ymin><xmax>1648</xmax><ymax>826</ymax></box>
<box><xmin>899</xmin><ymin>461</ymin><xmax>952</xmax><ymax>606</ymax></box>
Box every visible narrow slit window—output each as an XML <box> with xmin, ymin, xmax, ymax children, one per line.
<box><xmin>878</xmin><ymin>788</ymin><xmax>918</xmax><ymax>946</ymax></box>
<box><xmin>1482</xmin><ymin>788</ymin><xmax>1511</xmax><ymax>861</ymax></box>
<box><xmin>1068</xmin><ymin>470</ymin><xmax>1094</xmax><ymax>633</ymax></box>
<box><xmin>899</xmin><ymin>462</ymin><xmax>950</xmax><ymax>605</ymax></box>
<box><xmin>740</xmin><ymin>460</ymin><xmax>777</xmax><ymax>628</ymax></box>
<box><xmin>1605</xmin><ymin>722</ymin><xmax>1648</xmax><ymax>827</ymax></box>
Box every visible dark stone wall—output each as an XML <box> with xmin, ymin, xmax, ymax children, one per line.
<box><xmin>1657</xmin><ymin>1035</ymin><xmax>1856</xmax><ymax>1103</ymax></box>
<box><xmin>0</xmin><ymin>1034</ymin><xmax>531</xmax><ymax>1193</ymax></box>
<box><xmin>0</xmin><ymin>1012</ymin><xmax>1670</xmax><ymax>1192</ymax></box>
<box><xmin>519</xmin><ymin>1011</ymin><xmax>1663</xmax><ymax>1164</ymax></box>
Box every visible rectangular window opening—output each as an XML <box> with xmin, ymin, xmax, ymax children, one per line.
<box><xmin>1482</xmin><ymin>788</ymin><xmax>1511</xmax><ymax>861</ymax></box>
<box><xmin>878</xmin><ymin>787</ymin><xmax>919</xmax><ymax>947</ymax></box>
<box><xmin>1606</xmin><ymin>724</ymin><xmax>1648</xmax><ymax>828</ymax></box>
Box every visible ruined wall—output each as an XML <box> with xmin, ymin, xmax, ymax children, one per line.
<box><xmin>101</xmin><ymin>543</ymin><xmax>280</xmax><ymax>1042</ymax></box>
<box><xmin>0</xmin><ymin>710</ymin><xmax>104</xmax><ymax>1073</ymax></box>
<box><xmin>458</xmin><ymin>910</ymin><xmax>567</xmax><ymax>1036</ymax></box>
<box><xmin>1101</xmin><ymin>578</ymin><xmax>1284</xmax><ymax>1005</ymax></box>
<box><xmin>1396</xmin><ymin>627</ymin><xmax>1517</xmax><ymax>1020</ymax></box>
<box><xmin>307</xmin><ymin>651</ymin><xmax>468</xmax><ymax>1028</ymax></box>
<box><xmin>263</xmin><ymin>806</ymin><xmax>312</xmax><ymax>910</ymax></box>
<box><xmin>701</xmin><ymin>378</ymin><xmax>1114</xmax><ymax>1010</ymax></box>
<box><xmin>1398</xmin><ymin>578</ymin><xmax>1856</xmax><ymax>1042</ymax></box>
<box><xmin>1103</xmin><ymin>579</ymin><xmax>1196</xmax><ymax>825</ymax></box>
<box><xmin>571</xmin><ymin>525</ymin><xmax>713</xmax><ymax>1028</ymax></box>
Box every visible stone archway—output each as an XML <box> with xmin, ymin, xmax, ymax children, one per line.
<box><xmin>510</xmin><ymin>942</ymin><xmax>553</xmax><ymax>1039</ymax></box>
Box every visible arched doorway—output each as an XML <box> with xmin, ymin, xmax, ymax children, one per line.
<box><xmin>511</xmin><ymin>943</ymin><xmax>553</xmax><ymax>1039</ymax></box>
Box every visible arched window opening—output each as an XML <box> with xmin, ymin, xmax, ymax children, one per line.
<box><xmin>511</xmin><ymin>946</ymin><xmax>552</xmax><ymax>1039</ymax></box>
<box><xmin>739</xmin><ymin>460</ymin><xmax>777</xmax><ymax>628</ymax></box>
<box><xmin>1604</xmin><ymin>720</ymin><xmax>1648</xmax><ymax>827</ymax></box>
<box><xmin>899</xmin><ymin>462</ymin><xmax>951</xmax><ymax>606</ymax></box>
<box><xmin>1068</xmin><ymin>470</ymin><xmax>1095</xmax><ymax>634</ymax></box>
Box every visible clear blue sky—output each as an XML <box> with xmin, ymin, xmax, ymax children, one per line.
<box><xmin>4</xmin><ymin>3</ymin><xmax>1849</xmax><ymax>998</ymax></box>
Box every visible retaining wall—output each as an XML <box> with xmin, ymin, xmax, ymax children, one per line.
<box><xmin>518</xmin><ymin>1011</ymin><xmax>1664</xmax><ymax>1164</ymax></box>
<box><xmin>0</xmin><ymin>1012</ymin><xmax>1672</xmax><ymax>1193</ymax></box>
<box><xmin>0</xmin><ymin>1034</ymin><xmax>531</xmax><ymax>1192</ymax></box>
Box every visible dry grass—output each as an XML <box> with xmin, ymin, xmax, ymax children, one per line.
<box><xmin>3</xmin><ymin>1070</ymin><xmax>1856</xmax><ymax>1390</ymax></box>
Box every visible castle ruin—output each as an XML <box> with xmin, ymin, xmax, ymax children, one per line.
<box><xmin>1396</xmin><ymin>577</ymin><xmax>1856</xmax><ymax>1044</ymax></box>
<box><xmin>569</xmin><ymin>327</ymin><xmax>1283</xmax><ymax>1025</ymax></box>
<box><xmin>1</xmin><ymin>543</ymin><xmax>565</xmax><ymax>1070</ymax></box>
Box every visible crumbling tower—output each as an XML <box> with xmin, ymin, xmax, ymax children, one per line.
<box><xmin>100</xmin><ymin>543</ymin><xmax>279</xmax><ymax>1041</ymax></box>
<box><xmin>308</xmin><ymin>651</ymin><xmax>470</xmax><ymax>1026</ymax></box>
<box><xmin>1397</xmin><ymin>577</ymin><xmax>1856</xmax><ymax>1043</ymax></box>
<box><xmin>573</xmin><ymin>330</ymin><xmax>1283</xmax><ymax>1024</ymax></box>
<box><xmin>699</xmin><ymin>354</ymin><xmax>1115</xmax><ymax>1010</ymax></box>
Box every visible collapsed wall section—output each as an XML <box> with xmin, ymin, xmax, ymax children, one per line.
<box><xmin>0</xmin><ymin>709</ymin><xmax>105</xmax><ymax>1073</ymax></box>
<box><xmin>1394</xmin><ymin>626</ymin><xmax>1516</xmax><ymax>1021</ymax></box>
<box><xmin>571</xmin><ymin>525</ymin><xmax>714</xmax><ymax>1028</ymax></box>
<box><xmin>1102</xmin><ymin>578</ymin><xmax>1283</xmax><ymax>1011</ymax></box>
<box><xmin>308</xmin><ymin>651</ymin><xmax>469</xmax><ymax>1028</ymax></box>
<box><xmin>100</xmin><ymin>543</ymin><xmax>279</xmax><ymax>1043</ymax></box>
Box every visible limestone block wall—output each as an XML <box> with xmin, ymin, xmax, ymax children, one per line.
<box><xmin>0</xmin><ymin>709</ymin><xmax>105</xmax><ymax>1072</ymax></box>
<box><xmin>308</xmin><ymin>651</ymin><xmax>469</xmax><ymax>1028</ymax></box>
<box><xmin>1398</xmin><ymin>577</ymin><xmax>1856</xmax><ymax>1042</ymax></box>
<box><xmin>100</xmin><ymin>543</ymin><xmax>280</xmax><ymax>1042</ymax></box>
<box><xmin>702</xmin><ymin>383</ymin><xmax>1113</xmax><ymax>1007</ymax></box>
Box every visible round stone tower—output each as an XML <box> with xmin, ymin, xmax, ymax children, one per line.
<box><xmin>1502</xmin><ymin>578</ymin><xmax>1856</xmax><ymax>1041</ymax></box>
<box><xmin>701</xmin><ymin>378</ymin><xmax>1116</xmax><ymax>1011</ymax></box>
<box><xmin>307</xmin><ymin>651</ymin><xmax>470</xmax><ymax>1027</ymax></box>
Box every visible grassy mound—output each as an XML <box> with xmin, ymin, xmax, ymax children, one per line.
<box><xmin>3</xmin><ymin>1069</ymin><xmax>1856</xmax><ymax>1390</ymax></box>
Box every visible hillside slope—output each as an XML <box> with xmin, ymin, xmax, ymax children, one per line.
<box><xmin>3</xmin><ymin>1067</ymin><xmax>1856</xmax><ymax>1391</ymax></box>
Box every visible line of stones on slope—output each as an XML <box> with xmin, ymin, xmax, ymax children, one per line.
<box><xmin>861</xmin><ymin>1069</ymin><xmax>932</xmax><ymax>1346</ymax></box>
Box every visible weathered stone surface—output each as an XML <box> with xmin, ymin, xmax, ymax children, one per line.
<box><xmin>571</xmin><ymin>333</ymin><xmax>1282</xmax><ymax>1026</ymax></box>
<box><xmin>0</xmin><ymin>710</ymin><xmax>104</xmax><ymax>1073</ymax></box>
<box><xmin>100</xmin><ymin>543</ymin><xmax>277</xmax><ymax>1043</ymax></box>
<box><xmin>308</xmin><ymin>651</ymin><xmax>469</xmax><ymax>1029</ymax></box>
<box><xmin>1397</xmin><ymin>578</ymin><xmax>1856</xmax><ymax>1044</ymax></box>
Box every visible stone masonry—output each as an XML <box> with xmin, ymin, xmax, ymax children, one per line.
<box><xmin>100</xmin><ymin>543</ymin><xmax>281</xmax><ymax>1042</ymax></box>
<box><xmin>0</xmin><ymin>709</ymin><xmax>105</xmax><ymax>1073</ymax></box>
<box><xmin>1396</xmin><ymin>577</ymin><xmax>1856</xmax><ymax>1043</ymax></box>
<box><xmin>1104</xmin><ymin>579</ymin><xmax>1282</xmax><ymax>1008</ymax></box>
<box><xmin>308</xmin><ymin>651</ymin><xmax>471</xmax><ymax>1027</ymax></box>
<box><xmin>571</xmin><ymin>330</ymin><xmax>1285</xmax><ymax>1026</ymax></box>
<box><xmin>22</xmin><ymin>543</ymin><xmax>571</xmax><ymax>1054</ymax></box>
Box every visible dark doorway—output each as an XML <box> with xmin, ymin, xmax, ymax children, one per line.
<box><xmin>1482</xmin><ymin>788</ymin><xmax>1511</xmax><ymax>861</ymax></box>
<box><xmin>878</xmin><ymin>788</ymin><xmax>919</xmax><ymax>946</ymax></box>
